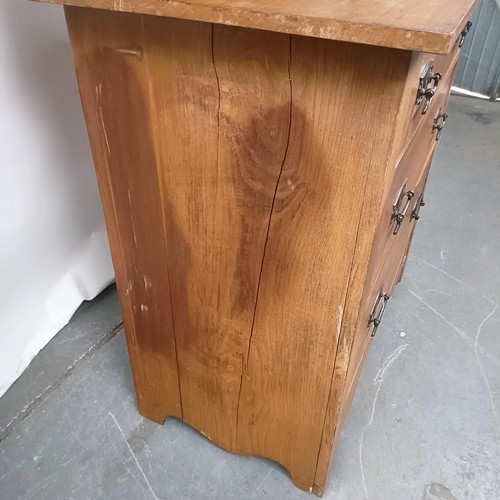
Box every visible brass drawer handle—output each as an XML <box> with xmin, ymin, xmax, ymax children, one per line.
<box><xmin>433</xmin><ymin>112</ymin><xmax>448</xmax><ymax>141</ymax></box>
<box><xmin>392</xmin><ymin>185</ymin><xmax>414</xmax><ymax>234</ymax></box>
<box><xmin>411</xmin><ymin>192</ymin><xmax>425</xmax><ymax>221</ymax></box>
<box><xmin>369</xmin><ymin>290</ymin><xmax>391</xmax><ymax>337</ymax></box>
<box><xmin>459</xmin><ymin>21</ymin><xmax>473</xmax><ymax>48</ymax></box>
<box><xmin>416</xmin><ymin>61</ymin><xmax>442</xmax><ymax>115</ymax></box>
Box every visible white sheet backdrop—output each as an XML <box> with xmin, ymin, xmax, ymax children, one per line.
<box><xmin>0</xmin><ymin>0</ymin><xmax>115</xmax><ymax>397</ymax></box>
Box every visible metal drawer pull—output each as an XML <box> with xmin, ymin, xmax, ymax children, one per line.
<box><xmin>416</xmin><ymin>61</ymin><xmax>442</xmax><ymax>115</ymax></box>
<box><xmin>369</xmin><ymin>290</ymin><xmax>391</xmax><ymax>337</ymax></box>
<box><xmin>459</xmin><ymin>21</ymin><xmax>473</xmax><ymax>48</ymax></box>
<box><xmin>421</xmin><ymin>81</ymin><xmax>440</xmax><ymax>114</ymax></box>
<box><xmin>392</xmin><ymin>185</ymin><xmax>414</xmax><ymax>234</ymax></box>
<box><xmin>433</xmin><ymin>112</ymin><xmax>448</xmax><ymax>141</ymax></box>
<box><xmin>411</xmin><ymin>192</ymin><xmax>425</xmax><ymax>221</ymax></box>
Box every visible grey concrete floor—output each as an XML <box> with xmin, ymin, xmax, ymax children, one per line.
<box><xmin>1</xmin><ymin>95</ymin><xmax>499</xmax><ymax>500</ymax></box>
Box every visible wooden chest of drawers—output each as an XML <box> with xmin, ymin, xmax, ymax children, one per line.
<box><xmin>31</xmin><ymin>0</ymin><xmax>478</xmax><ymax>494</ymax></box>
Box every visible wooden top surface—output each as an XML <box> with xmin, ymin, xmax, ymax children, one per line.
<box><xmin>35</xmin><ymin>0</ymin><xmax>478</xmax><ymax>54</ymax></box>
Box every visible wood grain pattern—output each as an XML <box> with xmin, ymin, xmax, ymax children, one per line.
<box><xmin>65</xmin><ymin>8</ymin><xmax>183</xmax><ymax>423</ymax></box>
<box><xmin>67</xmin><ymin>6</ymin><xmax>293</xmax><ymax>450</ymax></box>
<box><xmin>313</xmin><ymin>48</ymin><xmax>460</xmax><ymax>495</ymax></box>
<box><xmin>59</xmin><ymin>4</ymin><xmax>465</xmax><ymax>495</ymax></box>
<box><xmin>142</xmin><ymin>17</ymin><xmax>292</xmax><ymax>451</ymax></box>
<box><xmin>308</xmin><ymin>45</ymin><xmax>416</xmax><ymax>495</ymax></box>
<box><xmin>236</xmin><ymin>38</ymin><xmax>411</xmax><ymax>492</ymax></box>
<box><xmin>35</xmin><ymin>0</ymin><xmax>478</xmax><ymax>54</ymax></box>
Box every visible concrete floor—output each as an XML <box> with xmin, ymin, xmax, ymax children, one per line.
<box><xmin>1</xmin><ymin>95</ymin><xmax>499</xmax><ymax>500</ymax></box>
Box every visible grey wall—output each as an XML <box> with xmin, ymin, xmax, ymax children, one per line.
<box><xmin>454</xmin><ymin>0</ymin><xmax>500</xmax><ymax>100</ymax></box>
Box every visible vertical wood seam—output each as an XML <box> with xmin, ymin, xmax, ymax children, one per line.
<box><xmin>211</xmin><ymin>23</ymin><xmax>223</xmax><ymax>253</ymax></box>
<box><xmin>211</xmin><ymin>23</ymin><xmax>222</xmax><ymax>186</ymax></box>
<box><xmin>141</xmin><ymin>15</ymin><xmax>184</xmax><ymax>418</ymax></box>
<box><xmin>235</xmin><ymin>34</ymin><xmax>294</xmax><ymax>446</ymax></box>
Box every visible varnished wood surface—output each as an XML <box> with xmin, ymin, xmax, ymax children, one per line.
<box><xmin>66</xmin><ymin>7</ymin><xmax>292</xmax><ymax>451</ymax></box>
<box><xmin>64</xmin><ymin>7</ymin><xmax>414</xmax><ymax>493</ymax></box>
<box><xmin>365</xmin><ymin>60</ymin><xmax>458</xmax><ymax>299</ymax></box>
<box><xmin>236</xmin><ymin>39</ymin><xmax>411</xmax><ymax>492</ymax></box>
<box><xmin>309</xmin><ymin>60</ymin><xmax>413</xmax><ymax>498</ymax></box>
<box><xmin>144</xmin><ymin>17</ymin><xmax>292</xmax><ymax>453</ymax></box>
<box><xmin>341</xmin><ymin>147</ymin><xmax>435</xmax><ymax>434</ymax></box>
<box><xmin>65</xmin><ymin>9</ymin><xmax>184</xmax><ymax>424</ymax></box>
<box><xmin>314</xmin><ymin>50</ymin><xmax>460</xmax><ymax>496</ymax></box>
<box><xmin>59</xmin><ymin>3</ymin><xmax>467</xmax><ymax>495</ymax></box>
<box><xmin>36</xmin><ymin>0</ymin><xmax>478</xmax><ymax>54</ymax></box>
<box><xmin>405</xmin><ymin>49</ymin><xmax>461</xmax><ymax>149</ymax></box>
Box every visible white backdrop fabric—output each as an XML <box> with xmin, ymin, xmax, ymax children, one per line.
<box><xmin>0</xmin><ymin>0</ymin><xmax>115</xmax><ymax>397</ymax></box>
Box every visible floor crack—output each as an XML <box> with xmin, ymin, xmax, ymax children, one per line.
<box><xmin>108</xmin><ymin>411</ymin><xmax>159</xmax><ymax>500</ymax></box>
<box><xmin>0</xmin><ymin>320</ymin><xmax>124</xmax><ymax>443</ymax></box>
<box><xmin>359</xmin><ymin>343</ymin><xmax>409</xmax><ymax>499</ymax></box>
<box><xmin>474</xmin><ymin>304</ymin><xmax>500</xmax><ymax>433</ymax></box>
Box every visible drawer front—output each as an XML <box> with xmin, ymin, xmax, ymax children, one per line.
<box><xmin>333</xmin><ymin>22</ymin><xmax>470</xmax><ymax>437</ymax></box>
<box><xmin>368</xmin><ymin>62</ymin><xmax>455</xmax><ymax>293</ymax></box>
<box><xmin>433</xmin><ymin>18</ymin><xmax>473</xmax><ymax>81</ymax></box>
<box><xmin>404</xmin><ymin>17</ymin><xmax>473</xmax><ymax>147</ymax></box>
<box><xmin>394</xmin><ymin>157</ymin><xmax>433</xmax><ymax>286</ymax></box>
<box><xmin>406</xmin><ymin>50</ymin><xmax>459</xmax><ymax>147</ymax></box>
<box><xmin>341</xmin><ymin>234</ymin><xmax>406</xmax><ymax>414</ymax></box>
<box><xmin>414</xmin><ymin>16</ymin><xmax>473</xmax><ymax>115</ymax></box>
<box><xmin>341</xmin><ymin>154</ymin><xmax>433</xmax><ymax>415</ymax></box>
